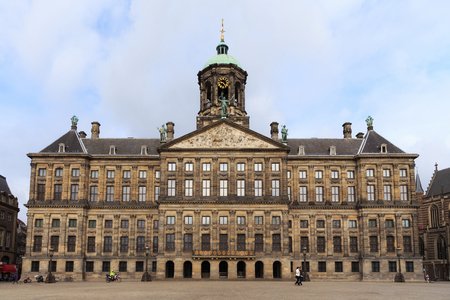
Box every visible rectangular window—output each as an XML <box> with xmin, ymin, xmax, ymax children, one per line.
<box><xmin>318</xmin><ymin>261</ymin><xmax>326</xmax><ymax>272</ymax></box>
<box><xmin>120</xmin><ymin>236</ymin><xmax>128</xmax><ymax>253</ymax></box>
<box><xmin>351</xmin><ymin>261</ymin><xmax>359</xmax><ymax>272</ymax></box>
<box><xmin>254</xmin><ymin>180</ymin><xmax>262</xmax><ymax>196</ymax></box>
<box><xmin>102</xmin><ymin>261</ymin><xmax>110</xmax><ymax>273</ymax></box>
<box><xmin>104</xmin><ymin>236</ymin><xmax>112</xmax><ymax>252</ymax></box>
<box><xmin>90</xmin><ymin>186</ymin><xmax>98</xmax><ymax>201</ymax></box>
<box><xmin>55</xmin><ymin>168</ymin><xmax>63</xmax><ymax>177</ymax></box>
<box><xmin>349</xmin><ymin>220</ymin><xmax>357</xmax><ymax>228</ymax></box>
<box><xmin>88</xmin><ymin>220</ymin><xmax>96</xmax><ymax>228</ymax></box>
<box><xmin>38</xmin><ymin>168</ymin><xmax>46</xmax><ymax>177</ymax></box>
<box><xmin>331</xmin><ymin>170</ymin><xmax>339</xmax><ymax>179</ymax></box>
<box><xmin>370</xmin><ymin>236</ymin><xmax>378</xmax><ymax>252</ymax></box>
<box><xmin>335</xmin><ymin>262</ymin><xmax>343</xmax><ymax>272</ymax></box>
<box><xmin>367</xmin><ymin>185</ymin><xmax>375</xmax><ymax>201</ymax></box>
<box><xmin>86</xmin><ymin>261</ymin><xmax>94</xmax><ymax>272</ymax></box>
<box><xmin>300</xmin><ymin>220</ymin><xmax>308</xmax><ymax>228</ymax></box>
<box><xmin>255</xmin><ymin>234</ymin><xmax>264</xmax><ymax>252</ymax></box>
<box><xmin>65</xmin><ymin>261</ymin><xmax>74</xmax><ymax>272</ymax></box>
<box><xmin>119</xmin><ymin>261</ymin><xmax>127</xmax><ymax>273</ymax></box>
<box><xmin>287</xmin><ymin>170</ymin><xmax>291</xmax><ymax>179</ymax></box>
<box><xmin>202</xmin><ymin>163</ymin><xmax>210</xmax><ymax>171</ymax></box>
<box><xmin>333</xmin><ymin>237</ymin><xmax>342</xmax><ymax>253</ymax></box>
<box><xmin>202</xmin><ymin>180</ymin><xmax>210</xmax><ymax>196</ymax></box>
<box><xmin>255</xmin><ymin>216</ymin><xmax>263</xmax><ymax>225</ymax></box>
<box><xmin>272</xmin><ymin>216</ymin><xmax>281</xmax><ymax>225</ymax></box>
<box><xmin>67</xmin><ymin>236</ymin><xmax>76</xmax><ymax>252</ymax></box>
<box><xmin>369</xmin><ymin>219</ymin><xmax>377</xmax><ymax>227</ymax></box>
<box><xmin>271</xmin><ymin>163</ymin><xmax>280</xmax><ymax>171</ymax></box>
<box><xmin>135</xmin><ymin>261</ymin><xmax>144</xmax><ymax>272</ymax></box>
<box><xmin>54</xmin><ymin>184</ymin><xmax>62</xmax><ymax>201</ymax></box>
<box><xmin>254</xmin><ymin>163</ymin><xmax>262</xmax><ymax>172</ymax></box>
<box><xmin>366</xmin><ymin>169</ymin><xmax>374</xmax><ymax>177</ymax></box>
<box><xmin>219</xmin><ymin>180</ymin><xmax>228</xmax><ymax>196</ymax></box>
<box><xmin>69</xmin><ymin>219</ymin><xmax>77</xmax><ymax>227</ymax></box>
<box><xmin>386</xmin><ymin>219</ymin><xmax>394</xmax><ymax>228</ymax></box>
<box><xmin>33</xmin><ymin>218</ymin><xmax>42</xmax><ymax>227</ymax></box>
<box><xmin>122</xmin><ymin>186</ymin><xmax>130</xmax><ymax>202</ymax></box>
<box><xmin>299</xmin><ymin>186</ymin><xmax>307</xmax><ymax>202</ymax></box>
<box><xmin>184</xmin><ymin>233</ymin><xmax>193</xmax><ymax>252</ymax></box>
<box><xmin>166</xmin><ymin>216</ymin><xmax>175</xmax><ymax>225</ymax></box>
<box><xmin>31</xmin><ymin>261</ymin><xmax>40</xmax><ymax>272</ymax></box>
<box><xmin>399</xmin><ymin>169</ymin><xmax>407</xmax><ymax>177</ymax></box>
<box><xmin>72</xmin><ymin>169</ymin><xmax>79</xmax><ymax>177</ymax></box>
<box><xmin>347</xmin><ymin>171</ymin><xmax>355</xmax><ymax>179</ymax></box>
<box><xmin>234</xmin><ymin>162</ymin><xmax>245</xmax><ymax>172</ymax></box>
<box><xmin>185</xmin><ymin>163</ymin><xmax>193</xmax><ymax>172</ymax></box>
<box><xmin>272</xmin><ymin>234</ymin><xmax>281</xmax><ymax>251</ymax></box>
<box><xmin>184</xmin><ymin>216</ymin><xmax>193</xmax><ymax>225</ymax></box>
<box><xmin>289</xmin><ymin>236</ymin><xmax>293</xmax><ymax>252</ymax></box>
<box><xmin>202</xmin><ymin>234</ymin><xmax>210</xmax><ymax>251</ymax></box>
<box><xmin>219</xmin><ymin>163</ymin><xmax>228</xmax><ymax>172</ymax></box>
<box><xmin>154</xmin><ymin>186</ymin><xmax>160</xmax><ymax>201</ymax></box>
<box><xmin>348</xmin><ymin>186</ymin><xmax>355</xmax><ymax>202</ymax></box>
<box><xmin>70</xmin><ymin>184</ymin><xmax>79</xmax><ymax>200</ymax></box>
<box><xmin>202</xmin><ymin>216</ymin><xmax>210</xmax><ymax>225</ymax></box>
<box><xmin>105</xmin><ymin>220</ymin><xmax>112</xmax><ymax>228</ymax></box>
<box><xmin>219</xmin><ymin>216</ymin><xmax>228</xmax><ymax>225</ymax></box>
<box><xmin>317</xmin><ymin>237</ymin><xmax>325</xmax><ymax>253</ymax></box>
<box><xmin>137</xmin><ymin>220</ymin><xmax>145</xmax><ymax>228</ymax></box>
<box><xmin>333</xmin><ymin>220</ymin><xmax>341</xmax><ymax>228</ymax></box>
<box><xmin>383</xmin><ymin>185</ymin><xmax>391</xmax><ymax>201</ymax></box>
<box><xmin>331</xmin><ymin>186</ymin><xmax>339</xmax><ymax>202</ymax></box>
<box><xmin>153</xmin><ymin>220</ymin><xmax>159</xmax><ymax>229</ymax></box>
<box><xmin>237</xmin><ymin>180</ymin><xmax>245</xmax><ymax>196</ymax></box>
<box><xmin>350</xmin><ymin>236</ymin><xmax>358</xmax><ymax>252</ymax></box>
<box><xmin>402</xmin><ymin>219</ymin><xmax>410</xmax><ymax>228</ymax></box>
<box><xmin>37</xmin><ymin>184</ymin><xmax>45</xmax><ymax>201</ymax></box>
<box><xmin>152</xmin><ymin>261</ymin><xmax>157</xmax><ymax>272</ymax></box>
<box><xmin>166</xmin><ymin>234</ymin><xmax>175</xmax><ymax>251</ymax></box>
<box><xmin>287</xmin><ymin>186</ymin><xmax>291</xmax><ymax>200</ymax></box>
<box><xmin>106</xmin><ymin>186</ymin><xmax>114</xmax><ymax>202</ymax></box>
<box><xmin>272</xmin><ymin>180</ymin><xmax>280</xmax><ymax>196</ymax></box>
<box><xmin>138</xmin><ymin>186</ymin><xmax>146</xmax><ymax>202</ymax></box>
<box><xmin>383</xmin><ymin>169</ymin><xmax>391</xmax><ymax>177</ymax></box>
<box><xmin>33</xmin><ymin>236</ymin><xmax>42</xmax><ymax>252</ymax></box>
<box><xmin>316</xmin><ymin>220</ymin><xmax>325</xmax><ymax>228</ymax></box>
<box><xmin>315</xmin><ymin>170</ymin><xmax>323</xmax><ymax>179</ymax></box>
<box><xmin>121</xmin><ymin>220</ymin><xmax>129</xmax><ymax>228</ymax></box>
<box><xmin>168</xmin><ymin>162</ymin><xmax>176</xmax><ymax>171</ymax></box>
<box><xmin>107</xmin><ymin>170</ymin><xmax>115</xmax><ymax>178</ymax></box>
<box><xmin>155</xmin><ymin>170</ymin><xmax>160</xmax><ymax>178</ymax></box>
<box><xmin>87</xmin><ymin>237</ymin><xmax>95</xmax><ymax>253</ymax></box>
<box><xmin>403</xmin><ymin>236</ymin><xmax>412</xmax><ymax>252</ymax></box>
<box><xmin>50</xmin><ymin>236</ymin><xmax>59</xmax><ymax>252</ymax></box>
<box><xmin>139</xmin><ymin>170</ymin><xmax>147</xmax><ymax>179</ymax></box>
<box><xmin>401</xmin><ymin>185</ymin><xmax>408</xmax><ymax>201</ymax></box>
<box><xmin>237</xmin><ymin>216</ymin><xmax>245</xmax><ymax>225</ymax></box>
<box><xmin>316</xmin><ymin>186</ymin><xmax>323</xmax><ymax>202</ymax></box>
<box><xmin>301</xmin><ymin>236</ymin><xmax>309</xmax><ymax>252</ymax></box>
<box><xmin>389</xmin><ymin>261</ymin><xmax>397</xmax><ymax>272</ymax></box>
<box><xmin>386</xmin><ymin>236</ymin><xmax>395</xmax><ymax>252</ymax></box>
<box><xmin>185</xmin><ymin>180</ymin><xmax>193</xmax><ymax>197</ymax></box>
<box><xmin>406</xmin><ymin>261</ymin><xmax>414</xmax><ymax>272</ymax></box>
<box><xmin>237</xmin><ymin>234</ymin><xmax>246</xmax><ymax>251</ymax></box>
<box><xmin>372</xmin><ymin>261</ymin><xmax>380</xmax><ymax>272</ymax></box>
<box><xmin>91</xmin><ymin>170</ymin><xmax>98</xmax><ymax>178</ymax></box>
<box><xmin>153</xmin><ymin>237</ymin><xmax>158</xmax><ymax>253</ymax></box>
<box><xmin>299</xmin><ymin>170</ymin><xmax>307</xmax><ymax>178</ymax></box>
<box><xmin>137</xmin><ymin>236</ymin><xmax>145</xmax><ymax>253</ymax></box>
<box><xmin>168</xmin><ymin>180</ymin><xmax>176</xmax><ymax>196</ymax></box>
<box><xmin>123</xmin><ymin>170</ymin><xmax>130</xmax><ymax>179</ymax></box>
<box><xmin>52</xmin><ymin>219</ymin><xmax>60</xmax><ymax>228</ymax></box>
<box><xmin>219</xmin><ymin>234</ymin><xmax>228</xmax><ymax>251</ymax></box>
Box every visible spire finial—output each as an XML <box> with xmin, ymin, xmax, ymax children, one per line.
<box><xmin>220</xmin><ymin>19</ymin><xmax>225</xmax><ymax>41</ymax></box>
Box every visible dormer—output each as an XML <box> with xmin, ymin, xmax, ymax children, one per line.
<box><xmin>58</xmin><ymin>143</ymin><xmax>65</xmax><ymax>153</ymax></box>
<box><xmin>109</xmin><ymin>146</ymin><xmax>116</xmax><ymax>155</ymax></box>
<box><xmin>380</xmin><ymin>143</ymin><xmax>387</xmax><ymax>154</ymax></box>
<box><xmin>330</xmin><ymin>146</ymin><xmax>336</xmax><ymax>156</ymax></box>
<box><xmin>298</xmin><ymin>146</ymin><xmax>305</xmax><ymax>156</ymax></box>
<box><xmin>141</xmin><ymin>146</ymin><xmax>148</xmax><ymax>155</ymax></box>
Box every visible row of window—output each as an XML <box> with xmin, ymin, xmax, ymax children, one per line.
<box><xmin>314</xmin><ymin>261</ymin><xmax>414</xmax><ymax>273</ymax></box>
<box><xmin>31</xmin><ymin>260</ymin><xmax>158</xmax><ymax>273</ymax></box>
<box><xmin>0</xmin><ymin>229</ymin><xmax>11</xmax><ymax>248</ymax></box>
<box><xmin>38</xmin><ymin>168</ymin><xmax>157</xmax><ymax>180</ymax></box>
<box><xmin>0</xmin><ymin>210</ymin><xmax>12</xmax><ymax>221</ymax></box>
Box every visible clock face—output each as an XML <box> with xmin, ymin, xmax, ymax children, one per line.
<box><xmin>217</xmin><ymin>77</ymin><xmax>229</xmax><ymax>89</ymax></box>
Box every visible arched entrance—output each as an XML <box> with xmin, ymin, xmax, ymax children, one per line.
<box><xmin>183</xmin><ymin>261</ymin><xmax>192</xmax><ymax>278</ymax></box>
<box><xmin>273</xmin><ymin>261</ymin><xmax>282</xmax><ymax>279</ymax></box>
<box><xmin>237</xmin><ymin>261</ymin><xmax>246</xmax><ymax>278</ymax></box>
<box><xmin>219</xmin><ymin>261</ymin><xmax>228</xmax><ymax>278</ymax></box>
<box><xmin>201</xmin><ymin>261</ymin><xmax>210</xmax><ymax>278</ymax></box>
<box><xmin>166</xmin><ymin>261</ymin><xmax>174</xmax><ymax>278</ymax></box>
<box><xmin>1</xmin><ymin>256</ymin><xmax>10</xmax><ymax>264</ymax></box>
<box><xmin>255</xmin><ymin>261</ymin><xmax>264</xmax><ymax>278</ymax></box>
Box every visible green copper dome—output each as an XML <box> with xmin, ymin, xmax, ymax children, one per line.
<box><xmin>203</xmin><ymin>40</ymin><xmax>242</xmax><ymax>69</ymax></box>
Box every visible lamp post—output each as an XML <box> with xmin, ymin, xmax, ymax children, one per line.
<box><xmin>395</xmin><ymin>246</ymin><xmax>405</xmax><ymax>282</ymax></box>
<box><xmin>141</xmin><ymin>246</ymin><xmax>152</xmax><ymax>282</ymax></box>
<box><xmin>302</xmin><ymin>246</ymin><xmax>310</xmax><ymax>281</ymax></box>
<box><xmin>45</xmin><ymin>247</ymin><xmax>56</xmax><ymax>283</ymax></box>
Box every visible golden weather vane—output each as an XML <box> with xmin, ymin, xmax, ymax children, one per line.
<box><xmin>220</xmin><ymin>19</ymin><xmax>225</xmax><ymax>41</ymax></box>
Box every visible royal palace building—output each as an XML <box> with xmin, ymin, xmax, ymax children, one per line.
<box><xmin>22</xmin><ymin>33</ymin><xmax>423</xmax><ymax>281</ymax></box>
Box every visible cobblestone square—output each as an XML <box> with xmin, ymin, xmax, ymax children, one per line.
<box><xmin>1</xmin><ymin>280</ymin><xmax>448</xmax><ymax>300</ymax></box>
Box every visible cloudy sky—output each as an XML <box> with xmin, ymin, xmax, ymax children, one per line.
<box><xmin>1</xmin><ymin>0</ymin><xmax>450</xmax><ymax>222</ymax></box>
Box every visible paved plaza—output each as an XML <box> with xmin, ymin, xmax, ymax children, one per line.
<box><xmin>1</xmin><ymin>280</ymin><xmax>448</xmax><ymax>300</ymax></box>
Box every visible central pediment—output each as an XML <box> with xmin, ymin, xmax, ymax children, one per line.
<box><xmin>162</xmin><ymin>120</ymin><xmax>286</xmax><ymax>150</ymax></box>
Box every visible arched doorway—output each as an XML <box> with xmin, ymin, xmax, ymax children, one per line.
<box><xmin>166</xmin><ymin>261</ymin><xmax>174</xmax><ymax>278</ymax></box>
<box><xmin>201</xmin><ymin>261</ymin><xmax>210</xmax><ymax>278</ymax></box>
<box><xmin>255</xmin><ymin>261</ymin><xmax>264</xmax><ymax>278</ymax></box>
<box><xmin>183</xmin><ymin>261</ymin><xmax>192</xmax><ymax>278</ymax></box>
<box><xmin>273</xmin><ymin>261</ymin><xmax>282</xmax><ymax>279</ymax></box>
<box><xmin>237</xmin><ymin>261</ymin><xmax>246</xmax><ymax>278</ymax></box>
<box><xmin>219</xmin><ymin>261</ymin><xmax>228</xmax><ymax>278</ymax></box>
<box><xmin>1</xmin><ymin>256</ymin><xmax>10</xmax><ymax>264</ymax></box>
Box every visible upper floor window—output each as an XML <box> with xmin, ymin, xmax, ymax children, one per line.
<box><xmin>299</xmin><ymin>186</ymin><xmax>307</xmax><ymax>202</ymax></box>
<box><xmin>254</xmin><ymin>163</ymin><xmax>262</xmax><ymax>172</ymax></box>
<box><xmin>185</xmin><ymin>179</ymin><xmax>193</xmax><ymax>197</ymax></box>
<box><xmin>91</xmin><ymin>170</ymin><xmax>99</xmax><ymax>179</ymax></box>
<box><xmin>184</xmin><ymin>216</ymin><xmax>193</xmax><ymax>225</ymax></box>
<box><xmin>300</xmin><ymin>220</ymin><xmax>308</xmax><ymax>228</ymax></box>
<box><xmin>72</xmin><ymin>169</ymin><xmax>80</xmax><ymax>177</ymax></box>
<box><xmin>237</xmin><ymin>163</ymin><xmax>245</xmax><ymax>172</ymax></box>
<box><xmin>237</xmin><ymin>180</ymin><xmax>245</xmax><ymax>196</ymax></box>
<box><xmin>55</xmin><ymin>168</ymin><xmax>63</xmax><ymax>177</ymax></box>
<box><xmin>366</xmin><ymin>169</ymin><xmax>374</xmax><ymax>177</ymax></box>
<box><xmin>400</xmin><ymin>185</ymin><xmax>408</xmax><ymax>201</ymax></box>
<box><xmin>167</xmin><ymin>180</ymin><xmax>176</xmax><ymax>196</ymax></box>
<box><xmin>430</xmin><ymin>205</ymin><xmax>439</xmax><ymax>228</ymax></box>
<box><xmin>237</xmin><ymin>216</ymin><xmax>246</xmax><ymax>225</ymax></box>
<box><xmin>105</xmin><ymin>220</ymin><xmax>113</xmax><ymax>228</ymax></box>
<box><xmin>271</xmin><ymin>163</ymin><xmax>280</xmax><ymax>172</ymax></box>
<box><xmin>155</xmin><ymin>170</ymin><xmax>160</xmax><ymax>179</ymax></box>
<box><xmin>254</xmin><ymin>180</ymin><xmax>262</xmax><ymax>197</ymax></box>
<box><xmin>287</xmin><ymin>171</ymin><xmax>291</xmax><ymax>179</ymax></box>
<box><xmin>299</xmin><ymin>170</ymin><xmax>307</xmax><ymax>179</ymax></box>
<box><xmin>137</xmin><ymin>220</ymin><xmax>145</xmax><ymax>228</ymax></box>
<box><xmin>349</xmin><ymin>220</ymin><xmax>357</xmax><ymax>228</ymax></box>
<box><xmin>399</xmin><ymin>169</ymin><xmax>407</xmax><ymax>177</ymax></box>
<box><xmin>380</xmin><ymin>144</ymin><xmax>387</xmax><ymax>154</ymax></box>
<box><xmin>166</xmin><ymin>216</ymin><xmax>175</xmax><ymax>225</ymax></box>
<box><xmin>316</xmin><ymin>220</ymin><xmax>325</xmax><ymax>228</ymax></box>
<box><xmin>369</xmin><ymin>219</ymin><xmax>377</xmax><ymax>227</ymax></box>
<box><xmin>69</xmin><ymin>219</ymin><xmax>77</xmax><ymax>227</ymax></box>
<box><xmin>219</xmin><ymin>216</ymin><xmax>228</xmax><ymax>225</ymax></box>
<box><xmin>202</xmin><ymin>216</ymin><xmax>210</xmax><ymax>225</ymax></box>
<box><xmin>121</xmin><ymin>220</ymin><xmax>129</xmax><ymax>228</ymax></box>
<box><xmin>331</xmin><ymin>170</ymin><xmax>339</xmax><ymax>179</ymax></box>
<box><xmin>315</xmin><ymin>171</ymin><xmax>323</xmax><ymax>179</ymax></box>
<box><xmin>139</xmin><ymin>170</ymin><xmax>147</xmax><ymax>179</ymax></box>
<box><xmin>202</xmin><ymin>180</ymin><xmax>211</xmax><ymax>196</ymax></box>
<box><xmin>52</xmin><ymin>219</ymin><xmax>60</xmax><ymax>228</ymax></box>
<box><xmin>385</xmin><ymin>219</ymin><xmax>394</xmax><ymax>228</ymax></box>
<box><xmin>185</xmin><ymin>163</ymin><xmax>193</xmax><ymax>172</ymax></box>
<box><xmin>123</xmin><ymin>170</ymin><xmax>131</xmax><ymax>179</ymax></box>
<box><xmin>202</xmin><ymin>163</ymin><xmax>210</xmax><ymax>171</ymax></box>
<box><xmin>348</xmin><ymin>187</ymin><xmax>355</xmax><ymax>202</ymax></box>
<box><xmin>316</xmin><ymin>186</ymin><xmax>324</xmax><ymax>202</ymax></box>
<box><xmin>219</xmin><ymin>163</ymin><xmax>228</xmax><ymax>172</ymax></box>
<box><xmin>402</xmin><ymin>219</ymin><xmax>410</xmax><ymax>228</ymax></box>
<box><xmin>38</xmin><ymin>168</ymin><xmax>46</xmax><ymax>177</ymax></box>
<box><xmin>272</xmin><ymin>180</ymin><xmax>280</xmax><ymax>196</ymax></box>
<box><xmin>219</xmin><ymin>180</ymin><xmax>228</xmax><ymax>197</ymax></box>
<box><xmin>168</xmin><ymin>163</ymin><xmax>176</xmax><ymax>172</ymax></box>
<box><xmin>272</xmin><ymin>216</ymin><xmax>281</xmax><ymax>225</ymax></box>
<box><xmin>367</xmin><ymin>185</ymin><xmax>375</xmax><ymax>201</ymax></box>
<box><xmin>333</xmin><ymin>220</ymin><xmax>341</xmax><ymax>228</ymax></box>
<box><xmin>347</xmin><ymin>171</ymin><xmax>354</xmax><ymax>179</ymax></box>
<box><xmin>383</xmin><ymin>169</ymin><xmax>391</xmax><ymax>177</ymax></box>
<box><xmin>88</xmin><ymin>220</ymin><xmax>96</xmax><ymax>228</ymax></box>
<box><xmin>255</xmin><ymin>216</ymin><xmax>263</xmax><ymax>225</ymax></box>
<box><xmin>107</xmin><ymin>170</ymin><xmax>115</xmax><ymax>179</ymax></box>
<box><xmin>35</xmin><ymin>219</ymin><xmax>43</xmax><ymax>227</ymax></box>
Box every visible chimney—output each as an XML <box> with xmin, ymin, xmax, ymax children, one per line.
<box><xmin>342</xmin><ymin>122</ymin><xmax>352</xmax><ymax>138</ymax></box>
<box><xmin>270</xmin><ymin>122</ymin><xmax>279</xmax><ymax>139</ymax></box>
<box><xmin>166</xmin><ymin>121</ymin><xmax>174</xmax><ymax>141</ymax></box>
<box><xmin>79</xmin><ymin>131</ymin><xmax>87</xmax><ymax>138</ymax></box>
<box><xmin>356</xmin><ymin>132</ymin><xmax>364</xmax><ymax>139</ymax></box>
<box><xmin>91</xmin><ymin>121</ymin><xmax>101</xmax><ymax>139</ymax></box>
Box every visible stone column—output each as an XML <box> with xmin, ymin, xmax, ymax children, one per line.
<box><xmin>177</xmin><ymin>158</ymin><xmax>183</xmax><ymax>197</ymax></box>
<box><xmin>99</xmin><ymin>166</ymin><xmax>105</xmax><ymax>203</ymax></box>
<box><xmin>212</xmin><ymin>210</ymin><xmax>218</xmax><ymax>251</ymax></box>
<box><xmin>80</xmin><ymin>163</ymin><xmax>88</xmax><ymax>202</ymax></box>
<box><xmin>309</xmin><ymin>214</ymin><xmax>316</xmax><ymax>254</ymax></box>
<box><xmin>376</xmin><ymin>164</ymin><xmax>382</xmax><ymax>201</ymax></box>
<box><xmin>293</xmin><ymin>214</ymin><xmax>300</xmax><ymax>258</ymax></box>
<box><xmin>130</xmin><ymin>214</ymin><xmax>137</xmax><ymax>256</ymax></box>
<box><xmin>230</xmin><ymin>210</ymin><xmax>236</xmax><ymax>251</ymax></box>
<box><xmin>264</xmin><ymin>210</ymin><xmax>271</xmax><ymax>255</ymax></box>
<box><xmin>264</xmin><ymin>158</ymin><xmax>270</xmax><ymax>197</ymax></box>
<box><xmin>176</xmin><ymin>210</ymin><xmax>183</xmax><ymax>255</ymax></box>
<box><xmin>324</xmin><ymin>165</ymin><xmax>331</xmax><ymax>202</ymax></box>
<box><xmin>29</xmin><ymin>163</ymin><xmax>37</xmax><ymax>203</ymax></box>
<box><xmin>343</xmin><ymin>215</ymin><xmax>349</xmax><ymax>256</ymax></box>
<box><xmin>247</xmin><ymin>210</ymin><xmax>254</xmax><ymax>251</ymax></box>
<box><xmin>361</xmin><ymin>213</ymin><xmax>369</xmax><ymax>256</ymax></box>
<box><xmin>158</xmin><ymin>211</ymin><xmax>165</xmax><ymax>255</ymax></box>
<box><xmin>46</xmin><ymin>163</ymin><xmax>53</xmax><ymax>202</ymax></box>
<box><xmin>282</xmin><ymin>210</ymin><xmax>290</xmax><ymax>255</ymax></box>
<box><xmin>281</xmin><ymin>157</ymin><xmax>288</xmax><ymax>198</ymax></box>
<box><xmin>114</xmin><ymin>166</ymin><xmax>121</xmax><ymax>203</ymax></box>
<box><xmin>113</xmin><ymin>214</ymin><xmax>120</xmax><ymax>256</ymax></box>
<box><xmin>412</xmin><ymin>213</ymin><xmax>419</xmax><ymax>255</ymax></box>
<box><xmin>193</xmin><ymin>210</ymin><xmax>201</xmax><ymax>251</ymax></box>
<box><xmin>61</xmin><ymin>213</ymin><xmax>68</xmax><ymax>254</ymax></box>
<box><xmin>25</xmin><ymin>212</ymin><xmax>34</xmax><ymax>256</ymax></box>
<box><xmin>43</xmin><ymin>213</ymin><xmax>51</xmax><ymax>254</ymax></box>
<box><xmin>146</xmin><ymin>214</ymin><xmax>153</xmax><ymax>252</ymax></box>
<box><xmin>229</xmin><ymin>157</ymin><xmax>235</xmax><ymax>196</ymax></box>
<box><xmin>63</xmin><ymin>163</ymin><xmax>71</xmax><ymax>201</ymax></box>
<box><xmin>395</xmin><ymin>213</ymin><xmax>403</xmax><ymax>253</ymax></box>
<box><xmin>96</xmin><ymin>215</ymin><xmax>104</xmax><ymax>255</ymax></box>
<box><xmin>131</xmin><ymin>166</ymin><xmax>138</xmax><ymax>203</ymax></box>
<box><xmin>326</xmin><ymin>215</ymin><xmax>332</xmax><ymax>255</ymax></box>
<box><xmin>194</xmin><ymin>158</ymin><xmax>201</xmax><ymax>198</ymax></box>
<box><xmin>212</xmin><ymin>157</ymin><xmax>218</xmax><ymax>197</ymax></box>
<box><xmin>247</xmin><ymin>158</ymin><xmax>253</xmax><ymax>196</ymax></box>
<box><xmin>308</xmin><ymin>166</ymin><xmax>314</xmax><ymax>203</ymax></box>
<box><xmin>378</xmin><ymin>214</ymin><xmax>386</xmax><ymax>257</ymax></box>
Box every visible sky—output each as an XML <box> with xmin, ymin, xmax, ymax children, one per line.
<box><xmin>1</xmin><ymin>0</ymin><xmax>450</xmax><ymax>223</ymax></box>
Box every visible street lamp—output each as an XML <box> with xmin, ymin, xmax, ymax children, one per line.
<box><xmin>395</xmin><ymin>246</ymin><xmax>405</xmax><ymax>282</ymax></box>
<box><xmin>141</xmin><ymin>246</ymin><xmax>152</xmax><ymax>282</ymax></box>
<box><xmin>302</xmin><ymin>246</ymin><xmax>310</xmax><ymax>281</ymax></box>
<box><xmin>45</xmin><ymin>247</ymin><xmax>56</xmax><ymax>283</ymax></box>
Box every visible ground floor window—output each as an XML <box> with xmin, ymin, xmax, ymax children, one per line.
<box><xmin>302</xmin><ymin>261</ymin><xmax>310</xmax><ymax>272</ymax></box>
<box><xmin>51</xmin><ymin>261</ymin><xmax>57</xmax><ymax>272</ymax></box>
<box><xmin>389</xmin><ymin>261</ymin><xmax>397</xmax><ymax>272</ymax></box>
<box><xmin>318</xmin><ymin>261</ymin><xmax>326</xmax><ymax>272</ymax></box>
<box><xmin>372</xmin><ymin>261</ymin><xmax>380</xmax><ymax>272</ymax></box>
<box><xmin>86</xmin><ymin>261</ymin><xmax>94</xmax><ymax>272</ymax></box>
<box><xmin>119</xmin><ymin>261</ymin><xmax>127</xmax><ymax>272</ymax></box>
<box><xmin>335</xmin><ymin>262</ymin><xmax>343</xmax><ymax>272</ymax></box>
<box><xmin>406</xmin><ymin>261</ymin><xmax>414</xmax><ymax>272</ymax></box>
<box><xmin>102</xmin><ymin>261</ymin><xmax>110</xmax><ymax>272</ymax></box>
<box><xmin>136</xmin><ymin>261</ymin><xmax>144</xmax><ymax>272</ymax></box>
<box><xmin>31</xmin><ymin>261</ymin><xmax>39</xmax><ymax>272</ymax></box>
<box><xmin>351</xmin><ymin>261</ymin><xmax>359</xmax><ymax>272</ymax></box>
<box><xmin>152</xmin><ymin>261</ymin><xmax>157</xmax><ymax>272</ymax></box>
<box><xmin>66</xmin><ymin>261</ymin><xmax>74</xmax><ymax>272</ymax></box>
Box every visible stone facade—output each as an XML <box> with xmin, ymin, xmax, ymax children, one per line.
<box><xmin>0</xmin><ymin>175</ymin><xmax>19</xmax><ymax>265</ymax></box>
<box><xmin>22</xmin><ymin>37</ymin><xmax>423</xmax><ymax>281</ymax></box>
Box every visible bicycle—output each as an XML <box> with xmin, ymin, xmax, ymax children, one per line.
<box><xmin>64</xmin><ymin>276</ymin><xmax>73</xmax><ymax>282</ymax></box>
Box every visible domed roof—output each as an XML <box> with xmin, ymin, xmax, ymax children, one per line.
<box><xmin>203</xmin><ymin>40</ymin><xmax>242</xmax><ymax>69</ymax></box>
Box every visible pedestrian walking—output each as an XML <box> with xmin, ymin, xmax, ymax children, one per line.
<box><xmin>12</xmin><ymin>273</ymin><xmax>18</xmax><ymax>284</ymax></box>
<box><xmin>299</xmin><ymin>266</ymin><xmax>303</xmax><ymax>286</ymax></box>
<box><xmin>426</xmin><ymin>274</ymin><xmax>429</xmax><ymax>283</ymax></box>
<box><xmin>295</xmin><ymin>267</ymin><xmax>301</xmax><ymax>286</ymax></box>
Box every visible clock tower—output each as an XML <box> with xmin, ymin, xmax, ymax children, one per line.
<box><xmin>197</xmin><ymin>22</ymin><xmax>249</xmax><ymax>129</ymax></box>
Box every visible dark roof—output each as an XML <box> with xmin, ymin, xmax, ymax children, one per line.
<box><xmin>83</xmin><ymin>138</ymin><xmax>161</xmax><ymax>155</ymax></box>
<box><xmin>287</xmin><ymin>138</ymin><xmax>363</xmax><ymax>156</ymax></box>
<box><xmin>427</xmin><ymin>167</ymin><xmax>450</xmax><ymax>197</ymax></box>
<box><xmin>415</xmin><ymin>173</ymin><xmax>424</xmax><ymax>193</ymax></box>
<box><xmin>0</xmin><ymin>175</ymin><xmax>12</xmax><ymax>194</ymax></box>
<box><xmin>40</xmin><ymin>129</ymin><xmax>85</xmax><ymax>153</ymax></box>
<box><xmin>360</xmin><ymin>130</ymin><xmax>404</xmax><ymax>154</ymax></box>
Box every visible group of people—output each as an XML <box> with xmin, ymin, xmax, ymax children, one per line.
<box><xmin>295</xmin><ymin>266</ymin><xmax>303</xmax><ymax>286</ymax></box>
<box><xmin>1</xmin><ymin>273</ymin><xmax>19</xmax><ymax>283</ymax></box>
